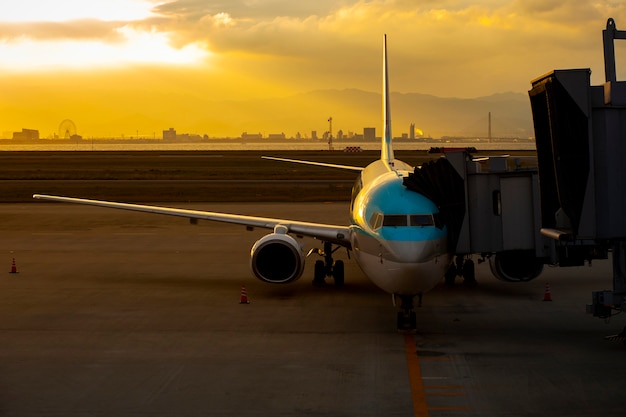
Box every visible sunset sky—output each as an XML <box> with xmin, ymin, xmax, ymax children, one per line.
<box><xmin>1</xmin><ymin>1</ymin><xmax>625</xmax><ymax>138</ymax></box>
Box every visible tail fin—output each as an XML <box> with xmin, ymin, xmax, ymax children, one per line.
<box><xmin>382</xmin><ymin>34</ymin><xmax>395</xmax><ymax>169</ymax></box>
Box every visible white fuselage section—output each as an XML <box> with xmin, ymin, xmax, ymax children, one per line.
<box><xmin>348</xmin><ymin>159</ymin><xmax>452</xmax><ymax>296</ymax></box>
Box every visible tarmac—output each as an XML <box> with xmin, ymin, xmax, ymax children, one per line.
<box><xmin>1</xmin><ymin>202</ymin><xmax>625</xmax><ymax>417</ymax></box>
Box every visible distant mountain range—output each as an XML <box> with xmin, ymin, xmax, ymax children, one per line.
<box><xmin>187</xmin><ymin>89</ymin><xmax>534</xmax><ymax>139</ymax></box>
<box><xmin>83</xmin><ymin>89</ymin><xmax>534</xmax><ymax>139</ymax></box>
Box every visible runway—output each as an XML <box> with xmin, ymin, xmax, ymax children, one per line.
<box><xmin>1</xmin><ymin>202</ymin><xmax>625</xmax><ymax>416</ymax></box>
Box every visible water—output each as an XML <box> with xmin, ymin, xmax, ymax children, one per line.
<box><xmin>0</xmin><ymin>140</ymin><xmax>536</xmax><ymax>152</ymax></box>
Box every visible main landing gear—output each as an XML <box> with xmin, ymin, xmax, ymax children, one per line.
<box><xmin>444</xmin><ymin>255</ymin><xmax>476</xmax><ymax>286</ymax></box>
<box><xmin>395</xmin><ymin>294</ymin><xmax>421</xmax><ymax>332</ymax></box>
<box><xmin>310</xmin><ymin>241</ymin><xmax>345</xmax><ymax>287</ymax></box>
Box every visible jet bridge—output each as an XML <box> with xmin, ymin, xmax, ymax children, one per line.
<box><xmin>404</xmin><ymin>148</ymin><xmax>548</xmax><ymax>284</ymax></box>
<box><xmin>402</xmin><ymin>19</ymin><xmax>626</xmax><ymax>338</ymax></box>
<box><xmin>403</xmin><ymin>19</ymin><xmax>626</xmax><ymax>334</ymax></box>
<box><xmin>527</xmin><ymin>18</ymin><xmax>626</xmax><ymax>323</ymax></box>
<box><xmin>443</xmin><ymin>149</ymin><xmax>547</xmax><ymax>283</ymax></box>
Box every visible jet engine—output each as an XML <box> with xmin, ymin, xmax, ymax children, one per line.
<box><xmin>489</xmin><ymin>250</ymin><xmax>544</xmax><ymax>282</ymax></box>
<box><xmin>250</xmin><ymin>232</ymin><xmax>305</xmax><ymax>284</ymax></box>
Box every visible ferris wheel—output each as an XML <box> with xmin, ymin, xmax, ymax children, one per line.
<box><xmin>58</xmin><ymin>119</ymin><xmax>77</xmax><ymax>139</ymax></box>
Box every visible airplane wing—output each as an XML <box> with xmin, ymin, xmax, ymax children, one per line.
<box><xmin>262</xmin><ymin>156</ymin><xmax>364</xmax><ymax>171</ymax></box>
<box><xmin>32</xmin><ymin>194</ymin><xmax>352</xmax><ymax>247</ymax></box>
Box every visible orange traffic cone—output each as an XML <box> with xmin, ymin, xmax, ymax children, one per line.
<box><xmin>9</xmin><ymin>258</ymin><xmax>17</xmax><ymax>274</ymax></box>
<box><xmin>543</xmin><ymin>283</ymin><xmax>552</xmax><ymax>301</ymax></box>
<box><xmin>239</xmin><ymin>285</ymin><xmax>250</xmax><ymax>304</ymax></box>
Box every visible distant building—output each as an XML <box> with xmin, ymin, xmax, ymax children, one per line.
<box><xmin>268</xmin><ymin>133</ymin><xmax>286</xmax><ymax>140</ymax></box>
<box><xmin>13</xmin><ymin>129</ymin><xmax>39</xmax><ymax>141</ymax></box>
<box><xmin>177</xmin><ymin>133</ymin><xmax>202</xmax><ymax>142</ymax></box>
<box><xmin>337</xmin><ymin>130</ymin><xmax>344</xmax><ymax>140</ymax></box>
<box><xmin>241</xmin><ymin>132</ymin><xmax>263</xmax><ymax>140</ymax></box>
<box><xmin>364</xmin><ymin>127</ymin><xmax>376</xmax><ymax>141</ymax></box>
<box><xmin>163</xmin><ymin>128</ymin><xmax>176</xmax><ymax>140</ymax></box>
<box><xmin>311</xmin><ymin>130</ymin><xmax>318</xmax><ymax>140</ymax></box>
<box><xmin>410</xmin><ymin>123</ymin><xmax>415</xmax><ymax>140</ymax></box>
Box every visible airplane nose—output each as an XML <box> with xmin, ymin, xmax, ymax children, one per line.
<box><xmin>383</xmin><ymin>239</ymin><xmax>445</xmax><ymax>263</ymax></box>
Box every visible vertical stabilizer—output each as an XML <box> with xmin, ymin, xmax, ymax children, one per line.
<box><xmin>382</xmin><ymin>34</ymin><xmax>395</xmax><ymax>169</ymax></box>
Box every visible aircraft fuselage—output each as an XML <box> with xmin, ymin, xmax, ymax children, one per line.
<box><xmin>349</xmin><ymin>159</ymin><xmax>451</xmax><ymax>296</ymax></box>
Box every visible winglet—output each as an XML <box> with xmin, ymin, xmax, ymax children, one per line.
<box><xmin>382</xmin><ymin>34</ymin><xmax>395</xmax><ymax>170</ymax></box>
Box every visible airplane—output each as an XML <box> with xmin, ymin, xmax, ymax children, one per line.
<box><xmin>33</xmin><ymin>35</ymin><xmax>456</xmax><ymax>331</ymax></box>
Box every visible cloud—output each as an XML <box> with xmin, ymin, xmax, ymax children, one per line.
<box><xmin>0</xmin><ymin>0</ymin><xmax>156</xmax><ymax>22</ymax></box>
<box><xmin>193</xmin><ymin>0</ymin><xmax>626</xmax><ymax>94</ymax></box>
<box><xmin>152</xmin><ymin>0</ymin><xmax>342</xmax><ymax>20</ymax></box>
<box><xmin>2</xmin><ymin>0</ymin><xmax>626</xmax><ymax>97</ymax></box>
<box><xmin>0</xmin><ymin>20</ymin><xmax>125</xmax><ymax>42</ymax></box>
<box><xmin>141</xmin><ymin>1</ymin><xmax>626</xmax><ymax>62</ymax></box>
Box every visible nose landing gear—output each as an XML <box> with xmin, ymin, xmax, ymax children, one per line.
<box><xmin>395</xmin><ymin>294</ymin><xmax>420</xmax><ymax>332</ymax></box>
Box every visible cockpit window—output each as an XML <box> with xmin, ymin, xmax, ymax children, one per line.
<box><xmin>383</xmin><ymin>215</ymin><xmax>408</xmax><ymax>227</ymax></box>
<box><xmin>433</xmin><ymin>213</ymin><xmax>444</xmax><ymax>229</ymax></box>
<box><xmin>410</xmin><ymin>215</ymin><xmax>435</xmax><ymax>227</ymax></box>
<box><xmin>369</xmin><ymin>212</ymin><xmax>384</xmax><ymax>230</ymax></box>
<box><xmin>369</xmin><ymin>213</ymin><xmax>436</xmax><ymax>229</ymax></box>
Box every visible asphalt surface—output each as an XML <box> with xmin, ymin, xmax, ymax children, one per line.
<box><xmin>1</xmin><ymin>202</ymin><xmax>625</xmax><ymax>416</ymax></box>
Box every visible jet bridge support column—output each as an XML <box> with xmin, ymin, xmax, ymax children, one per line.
<box><xmin>587</xmin><ymin>242</ymin><xmax>626</xmax><ymax>320</ymax></box>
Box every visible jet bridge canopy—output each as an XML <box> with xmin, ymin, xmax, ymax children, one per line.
<box><xmin>529</xmin><ymin>18</ymin><xmax>626</xmax><ymax>242</ymax></box>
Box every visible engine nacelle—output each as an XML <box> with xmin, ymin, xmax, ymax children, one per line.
<box><xmin>250</xmin><ymin>233</ymin><xmax>305</xmax><ymax>284</ymax></box>
<box><xmin>489</xmin><ymin>250</ymin><xmax>544</xmax><ymax>282</ymax></box>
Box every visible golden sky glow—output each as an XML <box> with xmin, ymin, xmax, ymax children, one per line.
<box><xmin>1</xmin><ymin>0</ymin><xmax>626</xmax><ymax>138</ymax></box>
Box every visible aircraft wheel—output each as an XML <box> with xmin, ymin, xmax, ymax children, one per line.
<box><xmin>313</xmin><ymin>260</ymin><xmax>326</xmax><ymax>285</ymax></box>
<box><xmin>462</xmin><ymin>259</ymin><xmax>476</xmax><ymax>285</ymax></box>
<box><xmin>332</xmin><ymin>260</ymin><xmax>345</xmax><ymax>286</ymax></box>
<box><xmin>396</xmin><ymin>311</ymin><xmax>417</xmax><ymax>331</ymax></box>
<box><xmin>444</xmin><ymin>264</ymin><xmax>457</xmax><ymax>286</ymax></box>
<box><xmin>397</xmin><ymin>312</ymin><xmax>405</xmax><ymax>330</ymax></box>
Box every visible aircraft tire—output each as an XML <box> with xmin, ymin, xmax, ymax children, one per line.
<box><xmin>397</xmin><ymin>312</ymin><xmax>404</xmax><ymax>330</ymax></box>
<box><xmin>313</xmin><ymin>260</ymin><xmax>326</xmax><ymax>285</ymax></box>
<box><xmin>397</xmin><ymin>311</ymin><xmax>417</xmax><ymax>331</ymax></box>
<box><xmin>444</xmin><ymin>264</ymin><xmax>457</xmax><ymax>286</ymax></box>
<box><xmin>462</xmin><ymin>259</ymin><xmax>476</xmax><ymax>284</ymax></box>
<box><xmin>333</xmin><ymin>260</ymin><xmax>345</xmax><ymax>286</ymax></box>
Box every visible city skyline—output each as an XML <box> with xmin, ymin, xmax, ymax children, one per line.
<box><xmin>1</xmin><ymin>1</ymin><xmax>624</xmax><ymax>137</ymax></box>
<box><xmin>1</xmin><ymin>89</ymin><xmax>533</xmax><ymax>140</ymax></box>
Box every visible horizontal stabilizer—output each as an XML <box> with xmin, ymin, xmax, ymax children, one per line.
<box><xmin>262</xmin><ymin>156</ymin><xmax>364</xmax><ymax>171</ymax></box>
